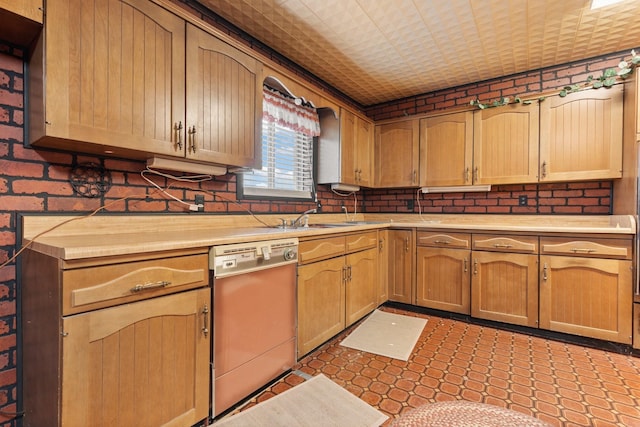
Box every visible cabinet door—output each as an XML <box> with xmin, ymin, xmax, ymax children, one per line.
<box><xmin>355</xmin><ymin>115</ymin><xmax>374</xmax><ymax>186</ymax></box>
<box><xmin>377</xmin><ymin>230</ymin><xmax>389</xmax><ymax>305</ymax></box>
<box><xmin>473</xmin><ymin>103</ymin><xmax>539</xmax><ymax>184</ymax></box>
<box><xmin>32</xmin><ymin>0</ymin><xmax>186</xmax><ymax>156</ymax></box>
<box><xmin>416</xmin><ymin>247</ymin><xmax>470</xmax><ymax>314</ymax></box>
<box><xmin>375</xmin><ymin>120</ymin><xmax>420</xmax><ymax>187</ymax></box>
<box><xmin>346</xmin><ymin>247</ymin><xmax>378</xmax><ymax>326</ymax></box>
<box><xmin>339</xmin><ymin>109</ymin><xmax>358</xmax><ymax>185</ymax></box>
<box><xmin>539</xmin><ymin>85</ymin><xmax>623</xmax><ymax>182</ymax></box>
<box><xmin>387</xmin><ymin>229</ymin><xmax>414</xmax><ymax>303</ymax></box>
<box><xmin>61</xmin><ymin>288</ymin><xmax>210</xmax><ymax>427</ymax></box>
<box><xmin>186</xmin><ymin>24</ymin><xmax>262</xmax><ymax>168</ymax></box>
<box><xmin>420</xmin><ymin>112</ymin><xmax>473</xmax><ymax>186</ymax></box>
<box><xmin>297</xmin><ymin>257</ymin><xmax>345</xmax><ymax>356</ymax></box>
<box><xmin>471</xmin><ymin>251</ymin><xmax>538</xmax><ymax>327</ymax></box>
<box><xmin>540</xmin><ymin>255</ymin><xmax>632</xmax><ymax>344</ymax></box>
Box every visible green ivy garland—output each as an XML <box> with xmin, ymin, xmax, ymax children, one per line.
<box><xmin>470</xmin><ymin>49</ymin><xmax>640</xmax><ymax>109</ymax></box>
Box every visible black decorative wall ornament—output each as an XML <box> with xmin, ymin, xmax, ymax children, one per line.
<box><xmin>69</xmin><ymin>162</ymin><xmax>112</xmax><ymax>198</ymax></box>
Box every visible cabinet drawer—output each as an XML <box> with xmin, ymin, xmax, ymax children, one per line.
<box><xmin>472</xmin><ymin>234</ymin><xmax>538</xmax><ymax>253</ymax></box>
<box><xmin>299</xmin><ymin>236</ymin><xmax>346</xmax><ymax>264</ymax></box>
<box><xmin>62</xmin><ymin>254</ymin><xmax>209</xmax><ymax>315</ymax></box>
<box><xmin>540</xmin><ymin>237</ymin><xmax>632</xmax><ymax>259</ymax></box>
<box><xmin>417</xmin><ymin>231</ymin><xmax>470</xmax><ymax>249</ymax></box>
<box><xmin>346</xmin><ymin>231</ymin><xmax>378</xmax><ymax>253</ymax></box>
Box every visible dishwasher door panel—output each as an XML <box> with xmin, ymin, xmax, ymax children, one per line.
<box><xmin>213</xmin><ymin>263</ymin><xmax>296</xmax><ymax>377</ymax></box>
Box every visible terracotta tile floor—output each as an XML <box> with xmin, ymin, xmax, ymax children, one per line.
<box><xmin>233</xmin><ymin>306</ymin><xmax>640</xmax><ymax>427</ymax></box>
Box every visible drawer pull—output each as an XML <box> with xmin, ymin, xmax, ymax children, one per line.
<box><xmin>130</xmin><ymin>280</ymin><xmax>171</xmax><ymax>293</ymax></box>
<box><xmin>571</xmin><ymin>248</ymin><xmax>597</xmax><ymax>253</ymax></box>
<box><xmin>493</xmin><ymin>243</ymin><xmax>513</xmax><ymax>249</ymax></box>
<box><xmin>434</xmin><ymin>240</ymin><xmax>450</xmax><ymax>245</ymax></box>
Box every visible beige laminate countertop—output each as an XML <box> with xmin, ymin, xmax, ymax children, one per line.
<box><xmin>21</xmin><ymin>213</ymin><xmax>636</xmax><ymax>261</ymax></box>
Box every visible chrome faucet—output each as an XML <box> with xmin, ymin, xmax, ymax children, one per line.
<box><xmin>291</xmin><ymin>208</ymin><xmax>317</xmax><ymax>228</ymax></box>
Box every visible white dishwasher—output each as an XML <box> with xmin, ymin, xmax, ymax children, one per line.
<box><xmin>210</xmin><ymin>237</ymin><xmax>298</xmax><ymax>417</ymax></box>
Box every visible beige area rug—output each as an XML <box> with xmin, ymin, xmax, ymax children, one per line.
<box><xmin>340</xmin><ymin>310</ymin><xmax>427</xmax><ymax>361</ymax></box>
<box><xmin>214</xmin><ymin>374</ymin><xmax>388</xmax><ymax>427</ymax></box>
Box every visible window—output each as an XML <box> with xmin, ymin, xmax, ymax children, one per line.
<box><xmin>240</xmin><ymin>87</ymin><xmax>320</xmax><ymax>200</ymax></box>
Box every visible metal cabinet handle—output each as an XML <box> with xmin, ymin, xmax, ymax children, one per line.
<box><xmin>188</xmin><ymin>126</ymin><xmax>197</xmax><ymax>153</ymax></box>
<box><xmin>541</xmin><ymin>161</ymin><xmax>547</xmax><ymax>179</ymax></box>
<box><xmin>493</xmin><ymin>243</ymin><xmax>513</xmax><ymax>249</ymax></box>
<box><xmin>464</xmin><ymin>167</ymin><xmax>470</xmax><ymax>183</ymax></box>
<box><xmin>348</xmin><ymin>265</ymin><xmax>352</xmax><ymax>281</ymax></box>
<box><xmin>130</xmin><ymin>280</ymin><xmax>171</xmax><ymax>293</ymax></box>
<box><xmin>543</xmin><ymin>263</ymin><xmax>548</xmax><ymax>281</ymax></box>
<box><xmin>434</xmin><ymin>240</ymin><xmax>450</xmax><ymax>245</ymax></box>
<box><xmin>413</xmin><ymin>170</ymin><xmax>417</xmax><ymax>184</ymax></box>
<box><xmin>174</xmin><ymin>121</ymin><xmax>183</xmax><ymax>150</ymax></box>
<box><xmin>571</xmin><ymin>248</ymin><xmax>596</xmax><ymax>253</ymax></box>
<box><xmin>202</xmin><ymin>304</ymin><xmax>209</xmax><ymax>337</ymax></box>
<box><xmin>463</xmin><ymin>258</ymin><xmax>468</xmax><ymax>273</ymax></box>
<box><xmin>343</xmin><ymin>265</ymin><xmax>348</xmax><ymax>283</ymax></box>
<box><xmin>405</xmin><ymin>237</ymin><xmax>409</xmax><ymax>252</ymax></box>
<box><xmin>473</xmin><ymin>259</ymin><xmax>478</xmax><ymax>275</ymax></box>
<box><xmin>379</xmin><ymin>238</ymin><xmax>384</xmax><ymax>251</ymax></box>
<box><xmin>473</xmin><ymin>167</ymin><xmax>478</xmax><ymax>183</ymax></box>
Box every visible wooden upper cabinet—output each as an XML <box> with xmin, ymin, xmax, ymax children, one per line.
<box><xmin>473</xmin><ymin>102</ymin><xmax>539</xmax><ymax>184</ymax></box>
<box><xmin>0</xmin><ymin>0</ymin><xmax>42</xmax><ymax>22</ymax></box>
<box><xmin>375</xmin><ymin>119</ymin><xmax>420</xmax><ymax>187</ymax></box>
<box><xmin>0</xmin><ymin>0</ymin><xmax>43</xmax><ymax>46</ymax></box>
<box><xmin>420</xmin><ymin>111</ymin><xmax>473</xmax><ymax>186</ymax></box>
<box><xmin>29</xmin><ymin>0</ymin><xmax>186</xmax><ymax>158</ymax></box>
<box><xmin>355</xmin><ymin>114</ymin><xmax>374</xmax><ymax>186</ymax></box>
<box><xmin>539</xmin><ymin>85</ymin><xmax>623</xmax><ymax>182</ymax></box>
<box><xmin>185</xmin><ymin>24</ymin><xmax>262</xmax><ymax>168</ymax></box>
<box><xmin>29</xmin><ymin>0</ymin><xmax>262</xmax><ymax>169</ymax></box>
<box><xmin>317</xmin><ymin>108</ymin><xmax>373</xmax><ymax>187</ymax></box>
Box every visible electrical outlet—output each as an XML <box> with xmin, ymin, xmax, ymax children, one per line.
<box><xmin>518</xmin><ymin>195</ymin><xmax>528</xmax><ymax>206</ymax></box>
<box><xmin>195</xmin><ymin>195</ymin><xmax>205</xmax><ymax>212</ymax></box>
<box><xmin>407</xmin><ymin>199</ymin><xmax>414</xmax><ymax>210</ymax></box>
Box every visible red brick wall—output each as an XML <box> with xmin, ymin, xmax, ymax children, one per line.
<box><xmin>0</xmin><ymin>31</ymin><xmax>625</xmax><ymax>427</ymax></box>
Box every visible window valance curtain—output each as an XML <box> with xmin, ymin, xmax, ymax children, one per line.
<box><xmin>263</xmin><ymin>87</ymin><xmax>321</xmax><ymax>137</ymax></box>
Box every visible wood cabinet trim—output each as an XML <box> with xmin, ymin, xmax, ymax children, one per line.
<box><xmin>472</xmin><ymin>235</ymin><xmax>538</xmax><ymax>253</ymax></box>
<box><xmin>417</xmin><ymin>232</ymin><xmax>471</xmax><ymax>248</ymax></box>
<box><xmin>65</xmin><ymin>254</ymin><xmax>209</xmax><ymax>315</ymax></box>
<box><xmin>540</xmin><ymin>238</ymin><xmax>631</xmax><ymax>259</ymax></box>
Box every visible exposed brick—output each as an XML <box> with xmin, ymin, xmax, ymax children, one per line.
<box><xmin>0</xmin><ymin>195</ymin><xmax>44</xmax><ymax>210</ymax></box>
<box><xmin>0</xmin><ymin>232</ymin><xmax>14</xmax><ymax>246</ymax></box>
<box><xmin>12</xmin><ymin>179</ymin><xmax>74</xmax><ymax>196</ymax></box>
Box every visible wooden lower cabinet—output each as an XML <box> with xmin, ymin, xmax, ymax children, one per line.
<box><xmin>388</xmin><ymin>229</ymin><xmax>415</xmax><ymax>303</ymax></box>
<box><xmin>416</xmin><ymin>247</ymin><xmax>470</xmax><ymax>314</ymax></box>
<box><xmin>377</xmin><ymin>230</ymin><xmax>389</xmax><ymax>305</ymax></box>
<box><xmin>539</xmin><ymin>255</ymin><xmax>632</xmax><ymax>344</ymax></box>
<box><xmin>22</xmin><ymin>248</ymin><xmax>211</xmax><ymax>427</ymax></box>
<box><xmin>415</xmin><ymin>231</ymin><xmax>471</xmax><ymax>314</ymax></box>
<box><xmin>634</xmin><ymin>304</ymin><xmax>640</xmax><ymax>350</ymax></box>
<box><xmin>346</xmin><ymin>247</ymin><xmax>379</xmax><ymax>325</ymax></box>
<box><xmin>471</xmin><ymin>251</ymin><xmax>539</xmax><ymax>327</ymax></box>
<box><xmin>297</xmin><ymin>257</ymin><xmax>346</xmax><ymax>356</ymax></box>
<box><xmin>297</xmin><ymin>232</ymin><xmax>378</xmax><ymax>356</ymax></box>
<box><xmin>62</xmin><ymin>289</ymin><xmax>210</xmax><ymax>427</ymax></box>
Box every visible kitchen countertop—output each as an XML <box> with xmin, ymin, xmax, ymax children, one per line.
<box><xmin>21</xmin><ymin>213</ymin><xmax>636</xmax><ymax>260</ymax></box>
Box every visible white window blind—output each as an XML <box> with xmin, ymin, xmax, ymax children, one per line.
<box><xmin>242</xmin><ymin>88</ymin><xmax>319</xmax><ymax>199</ymax></box>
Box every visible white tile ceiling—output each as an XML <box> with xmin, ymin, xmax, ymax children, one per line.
<box><xmin>198</xmin><ymin>0</ymin><xmax>640</xmax><ymax>106</ymax></box>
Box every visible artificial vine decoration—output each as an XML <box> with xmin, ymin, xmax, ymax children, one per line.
<box><xmin>470</xmin><ymin>48</ymin><xmax>640</xmax><ymax>110</ymax></box>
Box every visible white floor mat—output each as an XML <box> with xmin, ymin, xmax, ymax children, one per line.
<box><xmin>340</xmin><ymin>310</ymin><xmax>427</xmax><ymax>361</ymax></box>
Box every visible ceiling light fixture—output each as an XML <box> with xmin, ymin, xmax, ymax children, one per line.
<box><xmin>591</xmin><ymin>0</ymin><xmax>624</xmax><ymax>9</ymax></box>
